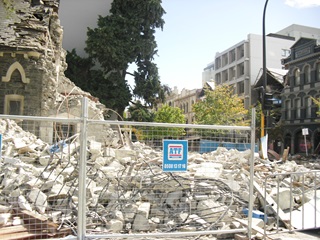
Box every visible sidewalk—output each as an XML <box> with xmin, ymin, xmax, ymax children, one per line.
<box><xmin>268</xmin><ymin>229</ymin><xmax>320</xmax><ymax>240</ymax></box>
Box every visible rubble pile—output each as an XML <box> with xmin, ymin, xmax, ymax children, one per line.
<box><xmin>0</xmin><ymin>119</ymin><xmax>319</xmax><ymax>239</ymax></box>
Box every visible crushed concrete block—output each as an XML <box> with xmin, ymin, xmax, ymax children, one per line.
<box><xmin>89</xmin><ymin>140</ymin><xmax>102</xmax><ymax>154</ymax></box>
<box><xmin>39</xmin><ymin>155</ymin><xmax>51</xmax><ymax>166</ymax></box>
<box><xmin>13</xmin><ymin>138</ymin><xmax>27</xmax><ymax>149</ymax></box>
<box><xmin>133</xmin><ymin>214</ymin><xmax>150</xmax><ymax>231</ymax></box>
<box><xmin>94</xmin><ymin>156</ymin><xmax>110</xmax><ymax>167</ymax></box>
<box><xmin>270</xmin><ymin>188</ymin><xmax>293</xmax><ymax>210</ymax></box>
<box><xmin>166</xmin><ymin>191</ymin><xmax>182</xmax><ymax>208</ymax></box>
<box><xmin>115</xmin><ymin>148</ymin><xmax>136</xmax><ymax>159</ymax></box>
<box><xmin>21</xmin><ymin>156</ymin><xmax>36</xmax><ymax>163</ymax></box>
<box><xmin>197</xmin><ymin>199</ymin><xmax>230</xmax><ymax>222</ymax></box>
<box><xmin>18</xmin><ymin>195</ymin><xmax>33</xmax><ymax>211</ymax></box>
<box><xmin>193</xmin><ymin>162</ymin><xmax>223</xmax><ymax>179</ymax></box>
<box><xmin>137</xmin><ymin>202</ymin><xmax>150</xmax><ymax>218</ymax></box>
<box><xmin>0</xmin><ymin>205</ymin><xmax>11</xmax><ymax>213</ymax></box>
<box><xmin>12</xmin><ymin>217</ymin><xmax>23</xmax><ymax>226</ymax></box>
<box><xmin>0</xmin><ymin>213</ymin><xmax>11</xmax><ymax>226</ymax></box>
<box><xmin>107</xmin><ymin>219</ymin><xmax>123</xmax><ymax>232</ymax></box>
<box><xmin>27</xmin><ymin>188</ymin><xmax>48</xmax><ymax>214</ymax></box>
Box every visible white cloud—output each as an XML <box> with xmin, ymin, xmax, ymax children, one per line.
<box><xmin>285</xmin><ymin>0</ymin><xmax>320</xmax><ymax>8</ymax></box>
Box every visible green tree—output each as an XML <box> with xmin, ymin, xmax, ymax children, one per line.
<box><xmin>65</xmin><ymin>49</ymin><xmax>93</xmax><ymax>91</ymax></box>
<box><xmin>126</xmin><ymin>100</ymin><xmax>154</xmax><ymax>122</ymax></box>
<box><xmin>193</xmin><ymin>84</ymin><xmax>249</xmax><ymax>126</ymax></box>
<box><xmin>65</xmin><ymin>50</ymin><xmax>131</xmax><ymax>113</ymax></box>
<box><xmin>83</xmin><ymin>0</ymin><xmax>166</xmax><ymax>114</ymax></box>
<box><xmin>154</xmin><ymin>104</ymin><xmax>185</xmax><ymax>124</ymax></box>
<box><xmin>138</xmin><ymin>104</ymin><xmax>186</xmax><ymax>140</ymax></box>
<box><xmin>152</xmin><ymin>104</ymin><xmax>186</xmax><ymax>138</ymax></box>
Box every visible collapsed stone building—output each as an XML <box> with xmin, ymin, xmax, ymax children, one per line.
<box><xmin>0</xmin><ymin>0</ymin><xmax>108</xmax><ymax>144</ymax></box>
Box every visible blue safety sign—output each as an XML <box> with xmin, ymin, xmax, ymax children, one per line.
<box><xmin>163</xmin><ymin>140</ymin><xmax>188</xmax><ymax>172</ymax></box>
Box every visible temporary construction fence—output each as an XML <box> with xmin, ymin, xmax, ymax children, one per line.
<box><xmin>0</xmin><ymin>97</ymin><xmax>260</xmax><ymax>239</ymax></box>
<box><xmin>262</xmin><ymin>170</ymin><xmax>320</xmax><ymax>240</ymax></box>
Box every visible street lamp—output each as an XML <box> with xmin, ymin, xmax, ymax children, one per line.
<box><xmin>261</xmin><ymin>0</ymin><xmax>269</xmax><ymax>136</ymax></box>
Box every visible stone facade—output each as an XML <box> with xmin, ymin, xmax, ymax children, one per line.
<box><xmin>282</xmin><ymin>38</ymin><xmax>320</xmax><ymax>154</ymax></box>
<box><xmin>0</xmin><ymin>0</ymin><xmax>108</xmax><ymax>143</ymax></box>
<box><xmin>159</xmin><ymin>86</ymin><xmax>202</xmax><ymax>124</ymax></box>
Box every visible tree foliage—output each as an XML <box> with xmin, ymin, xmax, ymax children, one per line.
<box><xmin>193</xmin><ymin>85</ymin><xmax>249</xmax><ymax>126</ymax></box>
<box><xmin>152</xmin><ymin>104</ymin><xmax>186</xmax><ymax>138</ymax></box>
<box><xmin>65</xmin><ymin>49</ymin><xmax>131</xmax><ymax>114</ymax></box>
<box><xmin>81</xmin><ymin>0</ymin><xmax>166</xmax><ymax>114</ymax></box>
<box><xmin>126</xmin><ymin>100</ymin><xmax>154</xmax><ymax>122</ymax></box>
<box><xmin>154</xmin><ymin>104</ymin><xmax>185</xmax><ymax>124</ymax></box>
<box><xmin>311</xmin><ymin>97</ymin><xmax>320</xmax><ymax>116</ymax></box>
<box><xmin>137</xmin><ymin>104</ymin><xmax>186</xmax><ymax>140</ymax></box>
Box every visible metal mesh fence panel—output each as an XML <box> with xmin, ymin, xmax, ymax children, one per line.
<box><xmin>263</xmin><ymin>170</ymin><xmax>320</xmax><ymax>239</ymax></box>
<box><xmin>84</xmin><ymin>120</ymin><xmax>253</xmax><ymax>239</ymax></box>
<box><xmin>0</xmin><ymin>117</ymin><xmax>81</xmax><ymax>239</ymax></box>
<box><xmin>0</xmin><ymin>109</ymin><xmax>254</xmax><ymax>239</ymax></box>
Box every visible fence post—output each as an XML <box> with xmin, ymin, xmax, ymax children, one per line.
<box><xmin>78</xmin><ymin>97</ymin><xmax>88</xmax><ymax>239</ymax></box>
<box><xmin>248</xmin><ymin>107</ymin><xmax>256</xmax><ymax>239</ymax></box>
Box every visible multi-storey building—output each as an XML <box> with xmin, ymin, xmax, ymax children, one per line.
<box><xmin>202</xmin><ymin>61</ymin><xmax>215</xmax><ymax>87</ymax></box>
<box><xmin>282</xmin><ymin>38</ymin><xmax>320</xmax><ymax>155</ymax></box>
<box><xmin>162</xmin><ymin>87</ymin><xmax>202</xmax><ymax>124</ymax></box>
<box><xmin>203</xmin><ymin>24</ymin><xmax>320</xmax><ymax>109</ymax></box>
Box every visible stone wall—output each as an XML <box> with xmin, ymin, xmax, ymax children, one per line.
<box><xmin>0</xmin><ymin>53</ymin><xmax>43</xmax><ymax>116</ymax></box>
<box><xmin>0</xmin><ymin>0</ymin><xmax>108</xmax><ymax>142</ymax></box>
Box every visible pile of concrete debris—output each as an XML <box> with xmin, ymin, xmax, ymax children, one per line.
<box><xmin>0</xmin><ymin>119</ymin><xmax>319</xmax><ymax>239</ymax></box>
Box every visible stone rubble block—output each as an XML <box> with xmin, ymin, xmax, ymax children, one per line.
<box><xmin>27</xmin><ymin>188</ymin><xmax>48</xmax><ymax>214</ymax></box>
<box><xmin>270</xmin><ymin>188</ymin><xmax>293</xmax><ymax>210</ymax></box>
<box><xmin>133</xmin><ymin>213</ymin><xmax>150</xmax><ymax>231</ymax></box>
<box><xmin>39</xmin><ymin>155</ymin><xmax>51</xmax><ymax>166</ymax></box>
<box><xmin>18</xmin><ymin>195</ymin><xmax>33</xmax><ymax>212</ymax></box>
<box><xmin>107</xmin><ymin>219</ymin><xmax>123</xmax><ymax>232</ymax></box>
<box><xmin>0</xmin><ymin>213</ymin><xmax>11</xmax><ymax>226</ymax></box>
<box><xmin>166</xmin><ymin>191</ymin><xmax>183</xmax><ymax>208</ymax></box>
<box><xmin>193</xmin><ymin>162</ymin><xmax>223</xmax><ymax>179</ymax></box>
<box><xmin>137</xmin><ymin>202</ymin><xmax>151</xmax><ymax>218</ymax></box>
<box><xmin>197</xmin><ymin>199</ymin><xmax>231</xmax><ymax>223</ymax></box>
<box><xmin>115</xmin><ymin>148</ymin><xmax>136</xmax><ymax>160</ymax></box>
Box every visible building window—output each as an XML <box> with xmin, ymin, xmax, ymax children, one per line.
<box><xmin>237</xmin><ymin>45</ymin><xmax>244</xmax><ymax>59</ymax></box>
<box><xmin>215</xmin><ymin>57</ymin><xmax>221</xmax><ymax>69</ymax></box>
<box><xmin>304</xmin><ymin>65</ymin><xmax>311</xmax><ymax>84</ymax></box>
<box><xmin>306</xmin><ymin>97</ymin><xmax>312</xmax><ymax>118</ymax></box>
<box><xmin>4</xmin><ymin>95</ymin><xmax>24</xmax><ymax>115</ymax></box>
<box><xmin>316</xmin><ymin>63</ymin><xmax>320</xmax><ymax>81</ymax></box>
<box><xmin>215</xmin><ymin>73</ymin><xmax>221</xmax><ymax>85</ymax></box>
<box><xmin>294</xmin><ymin>68</ymin><xmax>300</xmax><ymax>85</ymax></box>
<box><xmin>281</xmin><ymin>49</ymin><xmax>290</xmax><ymax>57</ymax></box>
<box><xmin>222</xmin><ymin>53</ymin><xmax>228</xmax><ymax>66</ymax></box>
<box><xmin>237</xmin><ymin>81</ymin><xmax>244</xmax><ymax>94</ymax></box>
<box><xmin>285</xmin><ymin>100</ymin><xmax>291</xmax><ymax>120</ymax></box>
<box><xmin>295</xmin><ymin>98</ymin><xmax>301</xmax><ymax>119</ymax></box>
<box><xmin>229</xmin><ymin>50</ymin><xmax>236</xmax><ymax>63</ymax></box>
<box><xmin>237</xmin><ymin>63</ymin><xmax>244</xmax><ymax>77</ymax></box>
<box><xmin>53</xmin><ymin>123</ymin><xmax>76</xmax><ymax>142</ymax></box>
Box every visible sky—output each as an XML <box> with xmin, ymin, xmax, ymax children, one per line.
<box><xmin>59</xmin><ymin>0</ymin><xmax>320</xmax><ymax>92</ymax></box>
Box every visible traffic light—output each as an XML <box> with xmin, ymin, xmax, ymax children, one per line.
<box><xmin>263</xmin><ymin>92</ymin><xmax>282</xmax><ymax>110</ymax></box>
<box><xmin>263</xmin><ymin>92</ymin><xmax>273</xmax><ymax>110</ymax></box>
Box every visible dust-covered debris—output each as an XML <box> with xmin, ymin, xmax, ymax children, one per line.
<box><xmin>0</xmin><ymin>118</ymin><xmax>319</xmax><ymax>239</ymax></box>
